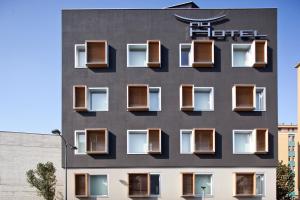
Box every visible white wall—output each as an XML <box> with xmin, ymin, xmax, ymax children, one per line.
<box><xmin>0</xmin><ymin>131</ymin><xmax>63</xmax><ymax>200</ymax></box>
<box><xmin>69</xmin><ymin>167</ymin><xmax>276</xmax><ymax>200</ymax></box>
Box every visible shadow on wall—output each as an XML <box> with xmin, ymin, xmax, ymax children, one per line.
<box><xmin>150</xmin><ymin>131</ymin><xmax>169</xmax><ymax>159</ymax></box>
<box><xmin>150</xmin><ymin>45</ymin><xmax>169</xmax><ymax>72</ymax></box>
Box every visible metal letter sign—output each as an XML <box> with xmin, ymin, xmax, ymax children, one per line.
<box><xmin>174</xmin><ymin>14</ymin><xmax>267</xmax><ymax>39</ymax></box>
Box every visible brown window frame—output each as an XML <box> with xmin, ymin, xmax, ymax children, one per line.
<box><xmin>232</xmin><ymin>84</ymin><xmax>256</xmax><ymax>111</ymax></box>
<box><xmin>191</xmin><ymin>40</ymin><xmax>214</xmax><ymax>67</ymax></box>
<box><xmin>85</xmin><ymin>128</ymin><xmax>109</xmax><ymax>154</ymax></box>
<box><xmin>253</xmin><ymin>40</ymin><xmax>268</xmax><ymax>67</ymax></box>
<box><xmin>73</xmin><ymin>85</ymin><xmax>88</xmax><ymax>111</ymax></box>
<box><xmin>128</xmin><ymin>173</ymin><xmax>150</xmax><ymax>197</ymax></box>
<box><xmin>74</xmin><ymin>173</ymin><xmax>89</xmax><ymax>197</ymax></box>
<box><xmin>234</xmin><ymin>172</ymin><xmax>256</xmax><ymax>197</ymax></box>
<box><xmin>147</xmin><ymin>40</ymin><xmax>161</xmax><ymax>67</ymax></box>
<box><xmin>254</xmin><ymin>128</ymin><xmax>269</xmax><ymax>153</ymax></box>
<box><xmin>85</xmin><ymin>40</ymin><xmax>108</xmax><ymax>68</ymax></box>
<box><xmin>147</xmin><ymin>128</ymin><xmax>161</xmax><ymax>154</ymax></box>
<box><xmin>193</xmin><ymin>128</ymin><xmax>215</xmax><ymax>154</ymax></box>
<box><xmin>180</xmin><ymin>84</ymin><xmax>194</xmax><ymax>111</ymax></box>
<box><xmin>127</xmin><ymin>84</ymin><xmax>149</xmax><ymax>111</ymax></box>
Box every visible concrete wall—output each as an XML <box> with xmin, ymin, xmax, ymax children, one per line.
<box><xmin>68</xmin><ymin>167</ymin><xmax>276</xmax><ymax>200</ymax></box>
<box><xmin>0</xmin><ymin>131</ymin><xmax>64</xmax><ymax>200</ymax></box>
<box><xmin>62</xmin><ymin>8</ymin><xmax>278</xmax><ymax>168</ymax></box>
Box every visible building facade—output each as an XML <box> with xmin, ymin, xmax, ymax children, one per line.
<box><xmin>0</xmin><ymin>131</ymin><xmax>63</xmax><ymax>200</ymax></box>
<box><xmin>278</xmin><ymin>124</ymin><xmax>299</xmax><ymax>196</ymax></box>
<box><xmin>62</xmin><ymin>2</ymin><xmax>277</xmax><ymax>199</ymax></box>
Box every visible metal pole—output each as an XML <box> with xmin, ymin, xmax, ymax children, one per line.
<box><xmin>65</xmin><ymin>143</ymin><xmax>67</xmax><ymax>200</ymax></box>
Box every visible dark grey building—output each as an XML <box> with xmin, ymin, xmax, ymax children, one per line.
<box><xmin>62</xmin><ymin>2</ymin><xmax>277</xmax><ymax>199</ymax></box>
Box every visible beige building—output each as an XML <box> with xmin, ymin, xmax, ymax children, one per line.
<box><xmin>278</xmin><ymin>124</ymin><xmax>299</xmax><ymax>196</ymax></box>
<box><xmin>0</xmin><ymin>131</ymin><xmax>63</xmax><ymax>200</ymax></box>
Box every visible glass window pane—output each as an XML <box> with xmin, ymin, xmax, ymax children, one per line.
<box><xmin>76</xmin><ymin>131</ymin><xmax>85</xmax><ymax>154</ymax></box>
<box><xmin>181</xmin><ymin>131</ymin><xmax>192</xmax><ymax>153</ymax></box>
<box><xmin>90</xmin><ymin>90</ymin><xmax>108</xmax><ymax>111</ymax></box>
<box><xmin>150</xmin><ymin>174</ymin><xmax>160</xmax><ymax>195</ymax></box>
<box><xmin>181</xmin><ymin>45</ymin><xmax>191</xmax><ymax>66</ymax></box>
<box><xmin>255</xmin><ymin>89</ymin><xmax>265</xmax><ymax>111</ymax></box>
<box><xmin>195</xmin><ymin>174</ymin><xmax>212</xmax><ymax>195</ymax></box>
<box><xmin>234</xmin><ymin>131</ymin><xmax>252</xmax><ymax>153</ymax></box>
<box><xmin>129</xmin><ymin>45</ymin><xmax>147</xmax><ymax>66</ymax></box>
<box><xmin>78</xmin><ymin>49</ymin><xmax>85</xmax><ymax>68</ymax></box>
<box><xmin>128</xmin><ymin>131</ymin><xmax>147</xmax><ymax>153</ymax></box>
<box><xmin>90</xmin><ymin>175</ymin><xmax>108</xmax><ymax>196</ymax></box>
<box><xmin>256</xmin><ymin>174</ymin><xmax>264</xmax><ymax>195</ymax></box>
<box><xmin>194</xmin><ymin>88</ymin><xmax>211</xmax><ymax>111</ymax></box>
<box><xmin>233</xmin><ymin>45</ymin><xmax>252</xmax><ymax>67</ymax></box>
<box><xmin>149</xmin><ymin>88</ymin><xmax>160</xmax><ymax>111</ymax></box>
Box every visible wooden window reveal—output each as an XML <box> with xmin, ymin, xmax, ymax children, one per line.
<box><xmin>234</xmin><ymin>85</ymin><xmax>255</xmax><ymax>111</ymax></box>
<box><xmin>75</xmin><ymin>173</ymin><xmax>88</xmax><ymax>197</ymax></box>
<box><xmin>147</xmin><ymin>40</ymin><xmax>160</xmax><ymax>67</ymax></box>
<box><xmin>73</xmin><ymin>85</ymin><xmax>87</xmax><ymax>111</ymax></box>
<box><xmin>86</xmin><ymin>129</ymin><xmax>108</xmax><ymax>154</ymax></box>
<box><xmin>235</xmin><ymin>173</ymin><xmax>255</xmax><ymax>196</ymax></box>
<box><xmin>148</xmin><ymin>128</ymin><xmax>161</xmax><ymax>154</ymax></box>
<box><xmin>127</xmin><ymin>85</ymin><xmax>149</xmax><ymax>111</ymax></box>
<box><xmin>254</xmin><ymin>40</ymin><xmax>267</xmax><ymax>67</ymax></box>
<box><xmin>181</xmin><ymin>85</ymin><xmax>194</xmax><ymax>111</ymax></box>
<box><xmin>192</xmin><ymin>40</ymin><xmax>214</xmax><ymax>67</ymax></box>
<box><xmin>128</xmin><ymin>173</ymin><xmax>149</xmax><ymax>197</ymax></box>
<box><xmin>194</xmin><ymin>128</ymin><xmax>215</xmax><ymax>153</ymax></box>
<box><xmin>256</xmin><ymin>128</ymin><xmax>268</xmax><ymax>153</ymax></box>
<box><xmin>86</xmin><ymin>40</ymin><xmax>108</xmax><ymax>68</ymax></box>
<box><xmin>182</xmin><ymin>173</ymin><xmax>194</xmax><ymax>196</ymax></box>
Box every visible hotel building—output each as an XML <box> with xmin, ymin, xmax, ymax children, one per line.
<box><xmin>62</xmin><ymin>2</ymin><xmax>277</xmax><ymax>199</ymax></box>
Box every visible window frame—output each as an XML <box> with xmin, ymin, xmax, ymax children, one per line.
<box><xmin>255</xmin><ymin>173</ymin><xmax>266</xmax><ymax>196</ymax></box>
<box><xmin>232</xmin><ymin>130</ymin><xmax>255</xmax><ymax>154</ymax></box>
<box><xmin>194</xmin><ymin>173</ymin><xmax>213</xmax><ymax>197</ymax></box>
<box><xmin>233</xmin><ymin>172</ymin><xmax>256</xmax><ymax>197</ymax></box>
<box><xmin>194</xmin><ymin>87</ymin><xmax>214</xmax><ymax>111</ymax></box>
<box><xmin>149</xmin><ymin>173</ymin><xmax>161</xmax><ymax>197</ymax></box>
<box><xmin>74</xmin><ymin>44</ymin><xmax>86</xmax><ymax>68</ymax></box>
<box><xmin>180</xmin><ymin>129</ymin><xmax>194</xmax><ymax>154</ymax></box>
<box><xmin>127</xmin><ymin>130</ymin><xmax>149</xmax><ymax>155</ymax></box>
<box><xmin>179</xmin><ymin>43</ymin><xmax>192</xmax><ymax>67</ymax></box>
<box><xmin>127</xmin><ymin>44</ymin><xmax>148</xmax><ymax>67</ymax></box>
<box><xmin>149</xmin><ymin>87</ymin><xmax>161</xmax><ymax>111</ymax></box>
<box><xmin>255</xmin><ymin>87</ymin><xmax>266</xmax><ymax>111</ymax></box>
<box><xmin>89</xmin><ymin>174</ymin><xmax>109</xmax><ymax>197</ymax></box>
<box><xmin>232</xmin><ymin>84</ymin><xmax>256</xmax><ymax>111</ymax></box>
<box><xmin>231</xmin><ymin>43</ymin><xmax>255</xmax><ymax>68</ymax></box>
<box><xmin>88</xmin><ymin>87</ymin><xmax>109</xmax><ymax>112</ymax></box>
<box><xmin>127</xmin><ymin>84</ymin><xmax>149</xmax><ymax>111</ymax></box>
<box><xmin>74</xmin><ymin>130</ymin><xmax>86</xmax><ymax>155</ymax></box>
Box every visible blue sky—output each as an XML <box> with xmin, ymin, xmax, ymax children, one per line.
<box><xmin>0</xmin><ymin>0</ymin><xmax>299</xmax><ymax>133</ymax></box>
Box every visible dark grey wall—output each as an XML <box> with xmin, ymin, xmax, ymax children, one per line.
<box><xmin>62</xmin><ymin>8</ymin><xmax>277</xmax><ymax>168</ymax></box>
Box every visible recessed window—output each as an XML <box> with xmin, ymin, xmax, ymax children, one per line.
<box><xmin>234</xmin><ymin>173</ymin><xmax>255</xmax><ymax>196</ymax></box>
<box><xmin>232</xmin><ymin>84</ymin><xmax>256</xmax><ymax>111</ymax></box>
<box><xmin>86</xmin><ymin>129</ymin><xmax>109</xmax><ymax>154</ymax></box>
<box><xmin>194</xmin><ymin>87</ymin><xmax>214</xmax><ymax>111</ymax></box>
<box><xmin>75</xmin><ymin>44</ymin><xmax>86</xmax><ymax>68</ymax></box>
<box><xmin>73</xmin><ymin>85</ymin><xmax>88</xmax><ymax>111</ymax></box>
<box><xmin>85</xmin><ymin>40</ymin><xmax>108</xmax><ymax>68</ymax></box>
<box><xmin>128</xmin><ymin>173</ymin><xmax>160</xmax><ymax>197</ymax></box>
<box><xmin>75</xmin><ymin>130</ymin><xmax>86</xmax><ymax>154</ymax></box>
<box><xmin>195</xmin><ymin>174</ymin><xmax>212</xmax><ymax>196</ymax></box>
<box><xmin>149</xmin><ymin>87</ymin><xmax>161</xmax><ymax>111</ymax></box>
<box><xmin>127</xmin><ymin>44</ymin><xmax>147</xmax><ymax>67</ymax></box>
<box><xmin>89</xmin><ymin>88</ymin><xmax>108</xmax><ymax>111</ymax></box>
<box><xmin>90</xmin><ymin>175</ymin><xmax>108</xmax><ymax>197</ymax></box>
<box><xmin>75</xmin><ymin>173</ymin><xmax>88</xmax><ymax>197</ymax></box>
<box><xmin>192</xmin><ymin>40</ymin><xmax>214</xmax><ymax>67</ymax></box>
<box><xmin>128</xmin><ymin>130</ymin><xmax>148</xmax><ymax>154</ymax></box>
<box><xmin>256</xmin><ymin>174</ymin><xmax>265</xmax><ymax>196</ymax></box>
<box><xmin>180</xmin><ymin>44</ymin><xmax>192</xmax><ymax>67</ymax></box>
<box><xmin>147</xmin><ymin>40</ymin><xmax>161</xmax><ymax>67</ymax></box>
<box><xmin>255</xmin><ymin>87</ymin><xmax>266</xmax><ymax>111</ymax></box>
<box><xmin>180</xmin><ymin>130</ymin><xmax>193</xmax><ymax>154</ymax></box>
<box><xmin>150</xmin><ymin>174</ymin><xmax>160</xmax><ymax>196</ymax></box>
<box><xmin>233</xmin><ymin>129</ymin><xmax>268</xmax><ymax>154</ymax></box>
<box><xmin>127</xmin><ymin>129</ymin><xmax>161</xmax><ymax>154</ymax></box>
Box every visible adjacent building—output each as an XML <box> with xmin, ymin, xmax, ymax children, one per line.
<box><xmin>0</xmin><ymin>131</ymin><xmax>63</xmax><ymax>200</ymax></box>
<box><xmin>62</xmin><ymin>2</ymin><xmax>277</xmax><ymax>199</ymax></box>
<box><xmin>278</xmin><ymin>124</ymin><xmax>299</xmax><ymax>196</ymax></box>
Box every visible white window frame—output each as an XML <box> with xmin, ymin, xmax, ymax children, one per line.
<box><xmin>74</xmin><ymin>130</ymin><xmax>86</xmax><ymax>155</ymax></box>
<box><xmin>149</xmin><ymin>87</ymin><xmax>161</xmax><ymax>111</ymax></box>
<box><xmin>88</xmin><ymin>87</ymin><xmax>109</xmax><ymax>112</ymax></box>
<box><xmin>74</xmin><ymin>44</ymin><xmax>86</xmax><ymax>68</ymax></box>
<box><xmin>180</xmin><ymin>129</ymin><xmax>194</xmax><ymax>154</ymax></box>
<box><xmin>149</xmin><ymin>173</ymin><xmax>161</xmax><ymax>197</ymax></box>
<box><xmin>89</xmin><ymin>174</ymin><xmax>109</xmax><ymax>197</ymax></box>
<box><xmin>231</xmin><ymin>43</ymin><xmax>255</xmax><ymax>67</ymax></box>
<box><xmin>255</xmin><ymin>87</ymin><xmax>266</xmax><ymax>111</ymax></box>
<box><xmin>255</xmin><ymin>173</ymin><xmax>266</xmax><ymax>196</ymax></box>
<box><xmin>232</xmin><ymin>130</ymin><xmax>255</xmax><ymax>154</ymax></box>
<box><xmin>179</xmin><ymin>43</ymin><xmax>192</xmax><ymax>67</ymax></box>
<box><xmin>127</xmin><ymin>130</ymin><xmax>148</xmax><ymax>155</ymax></box>
<box><xmin>194</xmin><ymin>87</ymin><xmax>214</xmax><ymax>111</ymax></box>
<box><xmin>127</xmin><ymin>44</ymin><xmax>147</xmax><ymax>67</ymax></box>
<box><xmin>194</xmin><ymin>173</ymin><xmax>213</xmax><ymax>197</ymax></box>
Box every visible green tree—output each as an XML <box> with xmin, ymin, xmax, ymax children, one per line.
<box><xmin>26</xmin><ymin>162</ymin><xmax>57</xmax><ymax>200</ymax></box>
<box><xmin>277</xmin><ymin>161</ymin><xmax>295</xmax><ymax>200</ymax></box>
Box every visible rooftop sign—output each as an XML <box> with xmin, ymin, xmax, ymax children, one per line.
<box><xmin>174</xmin><ymin>14</ymin><xmax>267</xmax><ymax>39</ymax></box>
